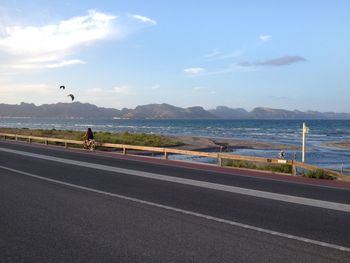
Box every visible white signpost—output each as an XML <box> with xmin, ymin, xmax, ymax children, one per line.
<box><xmin>302</xmin><ymin>122</ymin><xmax>309</xmax><ymax>162</ymax></box>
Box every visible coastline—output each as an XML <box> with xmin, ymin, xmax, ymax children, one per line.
<box><xmin>324</xmin><ymin>142</ymin><xmax>350</xmax><ymax>150</ymax></box>
<box><xmin>0</xmin><ymin>127</ymin><xmax>298</xmax><ymax>152</ymax></box>
<box><xmin>168</xmin><ymin>135</ymin><xmax>298</xmax><ymax>151</ymax></box>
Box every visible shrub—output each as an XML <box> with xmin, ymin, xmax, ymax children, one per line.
<box><xmin>304</xmin><ymin>169</ymin><xmax>336</xmax><ymax>180</ymax></box>
<box><xmin>223</xmin><ymin>159</ymin><xmax>293</xmax><ymax>174</ymax></box>
<box><xmin>223</xmin><ymin>159</ymin><xmax>257</xmax><ymax>169</ymax></box>
<box><xmin>263</xmin><ymin>164</ymin><xmax>292</xmax><ymax>174</ymax></box>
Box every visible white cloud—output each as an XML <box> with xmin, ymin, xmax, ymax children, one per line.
<box><xmin>77</xmin><ymin>86</ymin><xmax>136</xmax><ymax>107</ymax></box>
<box><xmin>0</xmin><ymin>9</ymin><xmax>116</xmax><ymax>70</ymax></box>
<box><xmin>219</xmin><ymin>50</ymin><xmax>244</xmax><ymax>59</ymax></box>
<box><xmin>184</xmin><ymin>67</ymin><xmax>205</xmax><ymax>75</ymax></box>
<box><xmin>0</xmin><ymin>83</ymin><xmax>49</xmax><ymax>93</ymax></box>
<box><xmin>46</xmin><ymin>59</ymin><xmax>86</xmax><ymax>68</ymax></box>
<box><xmin>151</xmin><ymin>84</ymin><xmax>160</xmax><ymax>90</ymax></box>
<box><xmin>130</xmin><ymin>14</ymin><xmax>157</xmax><ymax>25</ymax></box>
<box><xmin>5</xmin><ymin>59</ymin><xmax>86</xmax><ymax>69</ymax></box>
<box><xmin>192</xmin><ymin>86</ymin><xmax>216</xmax><ymax>94</ymax></box>
<box><xmin>205</xmin><ymin>49</ymin><xmax>243</xmax><ymax>60</ymax></box>
<box><xmin>191</xmin><ymin>64</ymin><xmax>258</xmax><ymax>76</ymax></box>
<box><xmin>113</xmin><ymin>85</ymin><xmax>131</xmax><ymax>94</ymax></box>
<box><xmin>0</xmin><ymin>81</ymin><xmax>62</xmax><ymax>105</ymax></box>
<box><xmin>204</xmin><ymin>49</ymin><xmax>221</xmax><ymax>58</ymax></box>
<box><xmin>87</xmin><ymin>88</ymin><xmax>103</xmax><ymax>93</ymax></box>
<box><xmin>0</xmin><ymin>10</ymin><xmax>116</xmax><ymax>55</ymax></box>
<box><xmin>193</xmin><ymin>86</ymin><xmax>206</xmax><ymax>91</ymax></box>
<box><xmin>259</xmin><ymin>34</ymin><xmax>272</xmax><ymax>42</ymax></box>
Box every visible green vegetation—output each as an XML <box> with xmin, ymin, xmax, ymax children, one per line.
<box><xmin>223</xmin><ymin>159</ymin><xmax>292</xmax><ymax>174</ymax></box>
<box><xmin>223</xmin><ymin>159</ymin><xmax>257</xmax><ymax>169</ymax></box>
<box><xmin>223</xmin><ymin>159</ymin><xmax>336</xmax><ymax>180</ymax></box>
<box><xmin>303</xmin><ymin>169</ymin><xmax>336</xmax><ymax>180</ymax></box>
<box><xmin>94</xmin><ymin>131</ymin><xmax>182</xmax><ymax>147</ymax></box>
<box><xmin>0</xmin><ymin>128</ymin><xmax>183</xmax><ymax>147</ymax></box>
<box><xmin>265</xmin><ymin>164</ymin><xmax>293</xmax><ymax>174</ymax></box>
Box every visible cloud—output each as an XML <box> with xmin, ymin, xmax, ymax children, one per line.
<box><xmin>5</xmin><ymin>59</ymin><xmax>86</xmax><ymax>69</ymax></box>
<box><xmin>238</xmin><ymin>56</ymin><xmax>306</xmax><ymax>67</ymax></box>
<box><xmin>0</xmin><ymin>83</ymin><xmax>49</xmax><ymax>93</ymax></box>
<box><xmin>87</xmin><ymin>88</ymin><xmax>103</xmax><ymax>93</ymax></box>
<box><xmin>113</xmin><ymin>85</ymin><xmax>131</xmax><ymax>94</ymax></box>
<box><xmin>269</xmin><ymin>95</ymin><xmax>293</xmax><ymax>100</ymax></box>
<box><xmin>204</xmin><ymin>49</ymin><xmax>243</xmax><ymax>60</ymax></box>
<box><xmin>46</xmin><ymin>59</ymin><xmax>86</xmax><ymax>68</ymax></box>
<box><xmin>204</xmin><ymin>49</ymin><xmax>221</xmax><ymax>58</ymax></box>
<box><xmin>193</xmin><ymin>86</ymin><xmax>206</xmax><ymax>91</ymax></box>
<box><xmin>0</xmin><ymin>10</ymin><xmax>116</xmax><ymax>55</ymax></box>
<box><xmin>0</xmin><ymin>81</ymin><xmax>61</xmax><ymax>105</ymax></box>
<box><xmin>184</xmin><ymin>67</ymin><xmax>205</xmax><ymax>75</ymax></box>
<box><xmin>151</xmin><ymin>84</ymin><xmax>160</xmax><ymax>90</ymax></box>
<box><xmin>218</xmin><ymin>50</ymin><xmax>244</xmax><ymax>59</ymax></box>
<box><xmin>130</xmin><ymin>14</ymin><xmax>157</xmax><ymax>25</ymax></box>
<box><xmin>259</xmin><ymin>35</ymin><xmax>272</xmax><ymax>42</ymax></box>
<box><xmin>0</xmin><ymin>9</ymin><xmax>116</xmax><ymax>70</ymax></box>
<box><xmin>201</xmin><ymin>64</ymin><xmax>258</xmax><ymax>76</ymax></box>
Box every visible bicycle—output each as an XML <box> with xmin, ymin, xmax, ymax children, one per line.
<box><xmin>83</xmin><ymin>139</ymin><xmax>96</xmax><ymax>151</ymax></box>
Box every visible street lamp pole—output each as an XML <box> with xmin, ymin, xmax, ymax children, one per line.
<box><xmin>302</xmin><ymin>122</ymin><xmax>309</xmax><ymax>163</ymax></box>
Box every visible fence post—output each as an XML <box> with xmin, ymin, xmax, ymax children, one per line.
<box><xmin>45</xmin><ymin>140</ymin><xmax>48</xmax><ymax>145</ymax></box>
<box><xmin>65</xmin><ymin>141</ymin><xmax>68</xmax><ymax>148</ymax></box>
<box><xmin>123</xmin><ymin>147</ymin><xmax>127</xmax><ymax>155</ymax></box>
<box><xmin>217</xmin><ymin>154</ymin><xmax>222</xmax><ymax>167</ymax></box>
<box><xmin>15</xmin><ymin>135</ymin><xmax>18</xmax><ymax>141</ymax></box>
<box><xmin>292</xmin><ymin>161</ymin><xmax>297</xmax><ymax>176</ymax></box>
<box><xmin>164</xmin><ymin>151</ymin><xmax>168</xmax><ymax>160</ymax></box>
<box><xmin>340</xmin><ymin>163</ymin><xmax>343</xmax><ymax>174</ymax></box>
<box><xmin>28</xmin><ymin>137</ymin><xmax>31</xmax><ymax>143</ymax></box>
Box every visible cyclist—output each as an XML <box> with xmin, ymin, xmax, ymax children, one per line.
<box><xmin>83</xmin><ymin>128</ymin><xmax>95</xmax><ymax>150</ymax></box>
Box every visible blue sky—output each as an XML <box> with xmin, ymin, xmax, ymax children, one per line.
<box><xmin>0</xmin><ymin>0</ymin><xmax>349</xmax><ymax>112</ymax></box>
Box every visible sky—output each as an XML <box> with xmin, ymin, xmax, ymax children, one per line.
<box><xmin>0</xmin><ymin>0</ymin><xmax>349</xmax><ymax>112</ymax></box>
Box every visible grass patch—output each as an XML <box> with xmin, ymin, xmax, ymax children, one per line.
<box><xmin>0</xmin><ymin>128</ymin><xmax>183</xmax><ymax>147</ymax></box>
<box><xmin>263</xmin><ymin>164</ymin><xmax>292</xmax><ymax>174</ymax></box>
<box><xmin>223</xmin><ymin>159</ymin><xmax>292</xmax><ymax>174</ymax></box>
<box><xmin>303</xmin><ymin>169</ymin><xmax>336</xmax><ymax>180</ymax></box>
<box><xmin>223</xmin><ymin>159</ymin><xmax>257</xmax><ymax>169</ymax></box>
<box><xmin>94</xmin><ymin>131</ymin><xmax>182</xmax><ymax>147</ymax></box>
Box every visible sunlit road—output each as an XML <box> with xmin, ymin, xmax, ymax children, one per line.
<box><xmin>0</xmin><ymin>140</ymin><xmax>349</xmax><ymax>262</ymax></box>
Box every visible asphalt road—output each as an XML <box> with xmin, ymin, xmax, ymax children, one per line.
<box><xmin>0</xmin><ymin>140</ymin><xmax>349</xmax><ymax>262</ymax></box>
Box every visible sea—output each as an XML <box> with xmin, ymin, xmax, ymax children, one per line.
<box><xmin>1</xmin><ymin>118</ymin><xmax>349</xmax><ymax>173</ymax></box>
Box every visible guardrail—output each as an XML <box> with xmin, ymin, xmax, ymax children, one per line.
<box><xmin>0</xmin><ymin>132</ymin><xmax>348</xmax><ymax>182</ymax></box>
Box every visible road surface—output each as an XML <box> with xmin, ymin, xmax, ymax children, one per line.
<box><xmin>0</xmin><ymin>140</ymin><xmax>349</xmax><ymax>262</ymax></box>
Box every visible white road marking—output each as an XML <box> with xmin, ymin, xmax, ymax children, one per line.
<box><xmin>0</xmin><ymin>164</ymin><xmax>349</xmax><ymax>252</ymax></box>
<box><xmin>0</xmin><ymin>146</ymin><xmax>349</xmax><ymax>212</ymax></box>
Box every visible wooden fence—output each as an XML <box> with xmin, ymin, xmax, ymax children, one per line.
<box><xmin>0</xmin><ymin>132</ymin><xmax>349</xmax><ymax>182</ymax></box>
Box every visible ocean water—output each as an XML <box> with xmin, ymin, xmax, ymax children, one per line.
<box><xmin>1</xmin><ymin>118</ymin><xmax>349</xmax><ymax>172</ymax></box>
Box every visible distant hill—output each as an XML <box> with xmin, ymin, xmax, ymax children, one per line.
<box><xmin>123</xmin><ymin>103</ymin><xmax>214</xmax><ymax>119</ymax></box>
<box><xmin>209</xmin><ymin>106</ymin><xmax>249</xmax><ymax>119</ymax></box>
<box><xmin>0</xmin><ymin>102</ymin><xmax>121</xmax><ymax>118</ymax></box>
<box><xmin>0</xmin><ymin>102</ymin><xmax>349</xmax><ymax>119</ymax></box>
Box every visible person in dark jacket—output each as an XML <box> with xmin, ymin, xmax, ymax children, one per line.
<box><xmin>83</xmin><ymin>128</ymin><xmax>95</xmax><ymax>150</ymax></box>
<box><xmin>85</xmin><ymin>128</ymin><xmax>94</xmax><ymax>141</ymax></box>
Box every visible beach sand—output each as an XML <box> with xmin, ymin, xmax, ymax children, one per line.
<box><xmin>324</xmin><ymin>141</ymin><xmax>350</xmax><ymax>150</ymax></box>
<box><xmin>169</xmin><ymin>135</ymin><xmax>298</xmax><ymax>151</ymax></box>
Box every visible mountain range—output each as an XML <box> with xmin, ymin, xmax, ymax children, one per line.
<box><xmin>0</xmin><ymin>102</ymin><xmax>349</xmax><ymax>119</ymax></box>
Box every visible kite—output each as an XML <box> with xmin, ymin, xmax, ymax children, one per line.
<box><xmin>67</xmin><ymin>94</ymin><xmax>75</xmax><ymax>101</ymax></box>
<box><xmin>59</xmin><ymin>85</ymin><xmax>65</xmax><ymax>90</ymax></box>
